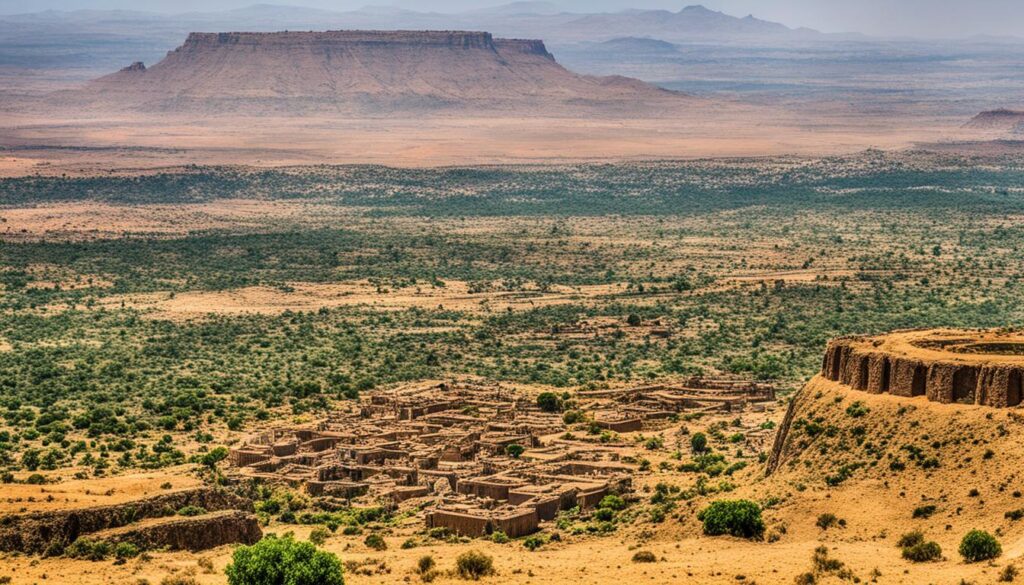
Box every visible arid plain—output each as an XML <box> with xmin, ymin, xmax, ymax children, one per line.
<box><xmin>3</xmin><ymin>4</ymin><xmax>1024</xmax><ymax>585</ymax></box>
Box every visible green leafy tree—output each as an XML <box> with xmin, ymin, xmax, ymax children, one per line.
<box><xmin>536</xmin><ymin>392</ymin><xmax>562</xmax><ymax>413</ymax></box>
<box><xmin>201</xmin><ymin>447</ymin><xmax>229</xmax><ymax>469</ymax></box>
<box><xmin>225</xmin><ymin>535</ymin><xmax>344</xmax><ymax>585</ymax></box>
<box><xmin>698</xmin><ymin>500</ymin><xmax>764</xmax><ymax>539</ymax></box>
<box><xmin>505</xmin><ymin>444</ymin><xmax>525</xmax><ymax>458</ymax></box>
<box><xmin>690</xmin><ymin>433</ymin><xmax>708</xmax><ymax>454</ymax></box>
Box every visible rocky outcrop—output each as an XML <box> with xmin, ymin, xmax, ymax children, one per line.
<box><xmin>765</xmin><ymin>387</ymin><xmax>802</xmax><ymax>476</ymax></box>
<box><xmin>89</xmin><ymin>510</ymin><xmax>262</xmax><ymax>552</ymax></box>
<box><xmin>0</xmin><ymin>487</ymin><xmax>253</xmax><ymax>554</ymax></box>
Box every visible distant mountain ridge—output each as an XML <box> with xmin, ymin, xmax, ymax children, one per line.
<box><xmin>1</xmin><ymin>3</ymin><xmax>822</xmax><ymax>44</ymax></box>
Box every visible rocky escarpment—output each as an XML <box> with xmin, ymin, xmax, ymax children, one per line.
<box><xmin>63</xmin><ymin>29</ymin><xmax>683</xmax><ymax>115</ymax></box>
<box><xmin>0</xmin><ymin>487</ymin><xmax>253</xmax><ymax>554</ymax></box>
<box><xmin>89</xmin><ymin>510</ymin><xmax>261</xmax><ymax>552</ymax></box>
<box><xmin>822</xmin><ymin>330</ymin><xmax>1024</xmax><ymax>407</ymax></box>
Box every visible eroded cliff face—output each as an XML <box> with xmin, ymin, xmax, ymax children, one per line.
<box><xmin>820</xmin><ymin>331</ymin><xmax>1024</xmax><ymax>407</ymax></box>
<box><xmin>0</xmin><ymin>487</ymin><xmax>254</xmax><ymax>554</ymax></box>
<box><xmin>65</xmin><ymin>29</ymin><xmax>680</xmax><ymax>115</ymax></box>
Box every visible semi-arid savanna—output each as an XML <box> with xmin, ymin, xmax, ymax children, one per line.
<box><xmin>2</xmin><ymin>2</ymin><xmax>1024</xmax><ymax>584</ymax></box>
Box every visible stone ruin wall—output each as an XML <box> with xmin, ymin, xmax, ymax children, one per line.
<box><xmin>821</xmin><ymin>337</ymin><xmax>1024</xmax><ymax>407</ymax></box>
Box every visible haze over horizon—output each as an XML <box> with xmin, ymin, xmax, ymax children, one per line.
<box><xmin>2</xmin><ymin>0</ymin><xmax>1023</xmax><ymax>40</ymax></box>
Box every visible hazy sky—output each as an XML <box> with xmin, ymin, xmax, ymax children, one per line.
<box><xmin>2</xmin><ymin>0</ymin><xmax>1022</xmax><ymax>39</ymax></box>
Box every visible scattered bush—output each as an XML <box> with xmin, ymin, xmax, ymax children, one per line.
<box><xmin>177</xmin><ymin>505</ymin><xmax>207</xmax><ymax>517</ymax></box>
<box><xmin>417</xmin><ymin>555</ymin><xmax>436</xmax><ymax>574</ymax></box>
<box><xmin>690</xmin><ymin>433</ymin><xmax>708</xmax><ymax>454</ymax></box>
<box><xmin>536</xmin><ymin>392</ymin><xmax>562</xmax><ymax>413</ymax></box>
<box><xmin>309</xmin><ymin>527</ymin><xmax>329</xmax><ymax>546</ymax></box>
<box><xmin>225</xmin><ymin>534</ymin><xmax>344</xmax><ymax>585</ymax></box>
<box><xmin>598</xmin><ymin>494</ymin><xmax>626</xmax><ymax>511</ymax></box>
<box><xmin>455</xmin><ymin>550</ymin><xmax>494</xmax><ymax>580</ymax></box>
<box><xmin>364</xmin><ymin>533</ymin><xmax>387</xmax><ymax>551</ymax></box>
<box><xmin>64</xmin><ymin>538</ymin><xmax>113</xmax><ymax>561</ymax></box>
<box><xmin>816</xmin><ymin>513</ymin><xmax>839</xmax><ymax>529</ymax></box>
<box><xmin>698</xmin><ymin>499</ymin><xmax>764</xmax><ymax>539</ymax></box>
<box><xmin>114</xmin><ymin>542</ymin><xmax>141</xmax><ymax>560</ymax></box>
<box><xmin>960</xmin><ymin>530</ymin><xmax>1001</xmax><ymax>563</ymax></box>
<box><xmin>999</xmin><ymin>565</ymin><xmax>1018</xmax><ymax>582</ymax></box>
<box><xmin>902</xmin><ymin>540</ymin><xmax>942</xmax><ymax>562</ymax></box>
<box><xmin>912</xmin><ymin>505</ymin><xmax>937</xmax><ymax>519</ymax></box>
<box><xmin>631</xmin><ymin>550</ymin><xmax>657</xmax><ymax>563</ymax></box>
<box><xmin>896</xmin><ymin>531</ymin><xmax>924</xmax><ymax>548</ymax></box>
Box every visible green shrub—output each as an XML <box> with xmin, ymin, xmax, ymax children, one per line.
<box><xmin>417</xmin><ymin>555</ymin><xmax>436</xmax><ymax>574</ymax></box>
<box><xmin>845</xmin><ymin>401</ymin><xmax>869</xmax><ymax>418</ymax></box>
<box><xmin>505</xmin><ymin>444</ymin><xmax>525</xmax><ymax>458</ymax></box>
<box><xmin>490</xmin><ymin>531</ymin><xmax>509</xmax><ymax>544</ymax></box>
<box><xmin>912</xmin><ymin>505</ymin><xmax>937</xmax><ymax>519</ymax></box>
<box><xmin>598</xmin><ymin>494</ymin><xmax>626</xmax><ymax>511</ymax></box>
<box><xmin>690</xmin><ymin>433</ymin><xmax>708</xmax><ymax>454</ymax></box>
<box><xmin>902</xmin><ymin>541</ymin><xmax>942</xmax><ymax>562</ymax></box>
<box><xmin>960</xmin><ymin>530</ymin><xmax>1001</xmax><ymax>563</ymax></box>
<box><xmin>308</xmin><ymin>527</ymin><xmax>329</xmax><ymax>546</ymax></box>
<box><xmin>537</xmin><ymin>392</ymin><xmax>562</xmax><ymax>413</ymax></box>
<box><xmin>698</xmin><ymin>500</ymin><xmax>764</xmax><ymax>539</ymax></box>
<box><xmin>225</xmin><ymin>534</ymin><xmax>343</xmax><ymax>585</ymax></box>
<box><xmin>816</xmin><ymin>513</ymin><xmax>838</xmax><ymax>529</ymax></box>
<box><xmin>896</xmin><ymin>531</ymin><xmax>924</xmax><ymax>548</ymax></box>
<box><xmin>364</xmin><ymin>533</ymin><xmax>387</xmax><ymax>551</ymax></box>
<box><xmin>114</xmin><ymin>542</ymin><xmax>141</xmax><ymax>559</ymax></box>
<box><xmin>177</xmin><ymin>505</ymin><xmax>207</xmax><ymax>517</ymax></box>
<box><xmin>455</xmin><ymin>550</ymin><xmax>494</xmax><ymax>580</ymax></box>
<box><xmin>64</xmin><ymin>538</ymin><xmax>113</xmax><ymax>561</ymax></box>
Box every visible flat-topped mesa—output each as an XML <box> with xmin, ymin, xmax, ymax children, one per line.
<box><xmin>820</xmin><ymin>329</ymin><xmax>1024</xmax><ymax>407</ymax></box>
<box><xmin>174</xmin><ymin>30</ymin><xmax>553</xmax><ymax>59</ymax></box>
<box><xmin>71</xmin><ymin>28</ymin><xmax>681</xmax><ymax>115</ymax></box>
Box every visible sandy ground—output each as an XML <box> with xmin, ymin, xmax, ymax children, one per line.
<box><xmin>0</xmin><ymin>107</ymin><xmax>963</xmax><ymax>177</ymax></box>
<box><xmin>1</xmin><ymin>467</ymin><xmax>201</xmax><ymax>514</ymax></box>
<box><xmin>97</xmin><ymin>281</ymin><xmax>626</xmax><ymax>319</ymax></box>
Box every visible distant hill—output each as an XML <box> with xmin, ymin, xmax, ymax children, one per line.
<box><xmin>61</xmin><ymin>30</ymin><xmax>686</xmax><ymax>115</ymax></box>
<box><xmin>599</xmin><ymin>37</ymin><xmax>679</xmax><ymax>53</ymax></box>
<box><xmin>964</xmin><ymin>109</ymin><xmax>1024</xmax><ymax>131</ymax></box>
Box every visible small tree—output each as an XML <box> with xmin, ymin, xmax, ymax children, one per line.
<box><xmin>698</xmin><ymin>499</ymin><xmax>764</xmax><ymax>539</ymax></box>
<box><xmin>225</xmin><ymin>535</ymin><xmax>343</xmax><ymax>585</ymax></box>
<box><xmin>690</xmin><ymin>432</ymin><xmax>708</xmax><ymax>454</ymax></box>
<box><xmin>537</xmin><ymin>392</ymin><xmax>562</xmax><ymax>413</ymax></box>
<box><xmin>505</xmin><ymin>444</ymin><xmax>525</xmax><ymax>458</ymax></box>
<box><xmin>200</xmin><ymin>447</ymin><xmax>229</xmax><ymax>470</ymax></box>
<box><xmin>960</xmin><ymin>530</ymin><xmax>1001</xmax><ymax>563</ymax></box>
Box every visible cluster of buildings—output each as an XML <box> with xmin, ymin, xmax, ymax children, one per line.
<box><xmin>228</xmin><ymin>377</ymin><xmax>775</xmax><ymax>537</ymax></box>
